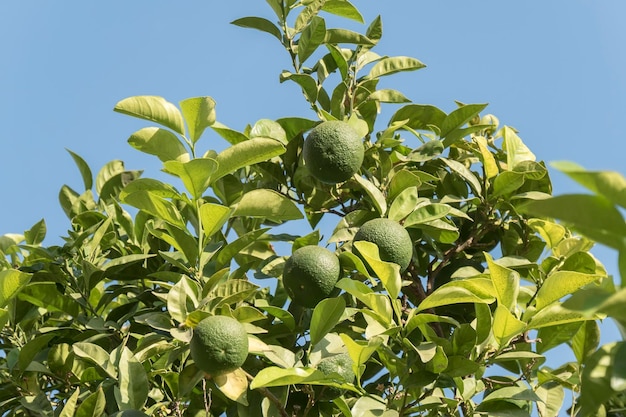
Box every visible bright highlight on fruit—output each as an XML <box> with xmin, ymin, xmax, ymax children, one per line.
<box><xmin>303</xmin><ymin>120</ymin><xmax>364</xmax><ymax>184</ymax></box>
<box><xmin>190</xmin><ymin>315</ymin><xmax>249</xmax><ymax>376</ymax></box>
<box><xmin>353</xmin><ymin>218</ymin><xmax>413</xmax><ymax>272</ymax></box>
<box><xmin>283</xmin><ymin>245</ymin><xmax>341</xmax><ymax>308</ymax></box>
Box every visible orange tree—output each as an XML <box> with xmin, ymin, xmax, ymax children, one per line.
<box><xmin>0</xmin><ymin>1</ymin><xmax>623</xmax><ymax>416</ymax></box>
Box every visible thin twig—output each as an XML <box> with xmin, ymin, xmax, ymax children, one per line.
<box><xmin>244</xmin><ymin>371</ymin><xmax>289</xmax><ymax>417</ymax></box>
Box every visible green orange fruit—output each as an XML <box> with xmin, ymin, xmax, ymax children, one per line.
<box><xmin>303</xmin><ymin>121</ymin><xmax>364</xmax><ymax>184</ymax></box>
<box><xmin>353</xmin><ymin>218</ymin><xmax>413</xmax><ymax>272</ymax></box>
<box><xmin>190</xmin><ymin>315</ymin><xmax>249</xmax><ymax>376</ymax></box>
<box><xmin>283</xmin><ymin>245</ymin><xmax>341</xmax><ymax>308</ymax></box>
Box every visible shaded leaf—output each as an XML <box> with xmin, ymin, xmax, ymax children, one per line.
<box><xmin>231</xmin><ymin>16</ymin><xmax>282</xmax><ymax>41</ymax></box>
<box><xmin>232</xmin><ymin>189</ymin><xmax>303</xmax><ymax>221</ymax></box>
<box><xmin>128</xmin><ymin>127</ymin><xmax>189</xmax><ymax>162</ymax></box>
<box><xmin>213</xmin><ymin>138</ymin><xmax>286</xmax><ymax>183</ymax></box>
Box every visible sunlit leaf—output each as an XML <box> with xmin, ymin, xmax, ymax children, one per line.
<box><xmin>213</xmin><ymin>138</ymin><xmax>286</xmax><ymax>183</ymax></box>
<box><xmin>0</xmin><ymin>270</ymin><xmax>32</xmax><ymax>307</ymax></box>
<box><xmin>180</xmin><ymin>96</ymin><xmax>216</xmax><ymax>143</ymax></box>
<box><xmin>367</xmin><ymin>56</ymin><xmax>425</xmax><ymax>79</ymax></box>
<box><xmin>502</xmin><ymin>126</ymin><xmax>536</xmax><ymax>169</ymax></box>
<box><xmin>417</xmin><ymin>278</ymin><xmax>496</xmax><ymax>312</ymax></box>
<box><xmin>114</xmin><ymin>95</ymin><xmax>185</xmax><ymax>135</ymax></box>
<box><xmin>535</xmin><ymin>271</ymin><xmax>604</xmax><ymax>311</ymax></box>
<box><xmin>163</xmin><ymin>158</ymin><xmax>217</xmax><ymax>199</ymax></box>
<box><xmin>310</xmin><ymin>297</ymin><xmax>346</xmax><ymax>347</ymax></box>
<box><xmin>215</xmin><ymin>368</ymin><xmax>249</xmax><ymax>405</ymax></box>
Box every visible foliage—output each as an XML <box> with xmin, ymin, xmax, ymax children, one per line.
<box><xmin>1</xmin><ymin>1</ymin><xmax>624</xmax><ymax>416</ymax></box>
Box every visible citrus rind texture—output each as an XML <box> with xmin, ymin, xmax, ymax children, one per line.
<box><xmin>283</xmin><ymin>245</ymin><xmax>341</xmax><ymax>308</ymax></box>
<box><xmin>190</xmin><ymin>315</ymin><xmax>249</xmax><ymax>376</ymax></box>
<box><xmin>353</xmin><ymin>218</ymin><xmax>413</xmax><ymax>272</ymax></box>
<box><xmin>303</xmin><ymin>121</ymin><xmax>364</xmax><ymax>184</ymax></box>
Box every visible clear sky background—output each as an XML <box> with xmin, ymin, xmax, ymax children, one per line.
<box><xmin>1</xmin><ymin>1</ymin><xmax>625</xmax><ymax>411</ymax></box>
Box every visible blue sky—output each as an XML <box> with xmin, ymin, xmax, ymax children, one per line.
<box><xmin>1</xmin><ymin>0</ymin><xmax>625</xmax><ymax>407</ymax></box>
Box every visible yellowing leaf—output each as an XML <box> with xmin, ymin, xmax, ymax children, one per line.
<box><xmin>215</xmin><ymin>368</ymin><xmax>249</xmax><ymax>405</ymax></box>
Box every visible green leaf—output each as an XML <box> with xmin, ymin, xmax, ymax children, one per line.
<box><xmin>577</xmin><ymin>342</ymin><xmax>626</xmax><ymax>417</ymax></box>
<box><xmin>114</xmin><ymin>95</ymin><xmax>185</xmax><ymax>135</ymax></box>
<box><xmin>210</xmin><ymin>121</ymin><xmax>250</xmax><ymax>145</ymax></box>
<box><xmin>116</xmin><ymin>346</ymin><xmax>149</xmax><ymax>410</ymax></box>
<box><xmin>298</xmin><ymin>16</ymin><xmax>326</xmax><ymax>64</ymax></box>
<box><xmin>522</xmin><ymin>194</ymin><xmax>626</xmax><ymax>250</ymax></box>
<box><xmin>250</xmin><ymin>366</ymin><xmax>326</xmax><ymax>389</ymax></box>
<box><xmin>66</xmin><ymin>149</ymin><xmax>93</xmax><ymax>190</ymax></box>
<box><xmin>214</xmin><ymin>368</ymin><xmax>249</xmax><ymax>405</ymax></box>
<box><xmin>324</xmin><ymin>28</ymin><xmax>373</xmax><ymax>45</ymax></box>
<box><xmin>492</xmin><ymin>171</ymin><xmax>525</xmax><ymax>198</ymax></box>
<box><xmin>417</xmin><ymin>278</ymin><xmax>496</xmax><ymax>312</ymax></box>
<box><xmin>310</xmin><ymin>297</ymin><xmax>346</xmax><ymax>347</ymax></box>
<box><xmin>58</xmin><ymin>389</ymin><xmax>80</xmax><ymax>417</ymax></box>
<box><xmin>440</xmin><ymin>103</ymin><xmax>488</xmax><ymax>139</ymax></box>
<box><xmin>572</xmin><ymin>320</ymin><xmax>600</xmax><ymax>364</ymax></box>
<box><xmin>128</xmin><ymin>127</ymin><xmax>189</xmax><ymax>163</ymax></box>
<box><xmin>502</xmin><ymin>126</ymin><xmax>536</xmax><ymax>169</ymax></box>
<box><xmin>552</xmin><ymin>161</ymin><xmax>626</xmax><ymax>209</ymax></box>
<box><xmin>180</xmin><ymin>96</ymin><xmax>216</xmax><ymax>143</ymax></box>
<box><xmin>366</xmin><ymin>89</ymin><xmax>411</xmax><ymax>104</ymax></box>
<box><xmin>492</xmin><ymin>305</ymin><xmax>526</xmax><ymax>347</ymax></box>
<box><xmin>322</xmin><ymin>0</ymin><xmax>364</xmax><ymax>23</ymax></box>
<box><xmin>407</xmin><ymin>139</ymin><xmax>444</xmax><ymax>162</ymax></box>
<box><xmin>95</xmin><ymin>160</ymin><xmax>124</xmax><ymax>195</ymax></box>
<box><xmin>0</xmin><ymin>270</ymin><xmax>32</xmax><ymax>308</ymax></box>
<box><xmin>442</xmin><ymin>158</ymin><xmax>482</xmax><ymax>196</ymax></box>
<box><xmin>231</xmin><ymin>16</ymin><xmax>282</xmax><ymax>41</ymax></box>
<box><xmin>122</xmin><ymin>190</ymin><xmax>185</xmax><ymax>228</ymax></box>
<box><xmin>295</xmin><ymin>0</ymin><xmax>324</xmax><ymax>32</ymax></box>
<box><xmin>404</xmin><ymin>203</ymin><xmax>451</xmax><ymax>227</ymax></box>
<box><xmin>482</xmin><ymin>386</ymin><xmax>542</xmax><ymax>403</ymax></box>
<box><xmin>251</xmin><ymin>119</ymin><xmax>288</xmax><ymax>144</ymax></box>
<box><xmin>366</xmin><ymin>56</ymin><xmax>425</xmax><ymax>79</ymax></box>
<box><xmin>232</xmin><ymin>189</ymin><xmax>303</xmax><ymax>221</ymax></box>
<box><xmin>279</xmin><ymin>71</ymin><xmax>318</xmax><ymax>104</ymax></box>
<box><xmin>388</xmin><ymin>187</ymin><xmax>418</xmax><ymax>222</ymax></box>
<box><xmin>73</xmin><ymin>342</ymin><xmax>117</xmax><ymax>378</ymax></box>
<box><xmin>535</xmin><ymin>271</ymin><xmax>603</xmax><ymax>311</ymax></box>
<box><xmin>340</xmin><ymin>334</ymin><xmax>384</xmax><ymax>385</ymax></box>
<box><xmin>528</xmin><ymin>303</ymin><xmax>596</xmax><ymax>329</ymax></box>
<box><xmin>352</xmin><ymin>174</ymin><xmax>387</xmax><ymax>215</ymax></box>
<box><xmin>76</xmin><ymin>386</ymin><xmax>106</xmax><ymax>417</ymax></box>
<box><xmin>474</xmin><ymin>136</ymin><xmax>498</xmax><ymax>179</ymax></box>
<box><xmin>167</xmin><ymin>275</ymin><xmax>199</xmax><ymax>323</ymax></box>
<box><xmin>486</xmin><ymin>253</ymin><xmax>519</xmax><ymax>311</ymax></box>
<box><xmin>388</xmin><ymin>104</ymin><xmax>446</xmax><ymax>132</ymax></box>
<box><xmin>213</xmin><ymin>138</ymin><xmax>286</xmax><ymax>183</ymax></box>
<box><xmin>353</xmin><ymin>241</ymin><xmax>401</xmax><ymax>299</ymax></box>
<box><xmin>199</xmin><ymin>202</ymin><xmax>231</xmax><ymax>238</ymax></box>
<box><xmin>24</xmin><ymin>218</ymin><xmax>46</xmax><ymax>245</ymax></box>
<box><xmin>163</xmin><ymin>158</ymin><xmax>218</xmax><ymax>199</ymax></box>
<box><xmin>536</xmin><ymin>382</ymin><xmax>565</xmax><ymax>417</ymax></box>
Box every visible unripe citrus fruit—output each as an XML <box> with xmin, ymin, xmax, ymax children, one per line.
<box><xmin>283</xmin><ymin>245</ymin><xmax>341</xmax><ymax>308</ymax></box>
<box><xmin>303</xmin><ymin>121</ymin><xmax>364</xmax><ymax>184</ymax></box>
<box><xmin>190</xmin><ymin>315</ymin><xmax>249</xmax><ymax>376</ymax></box>
<box><xmin>315</xmin><ymin>353</ymin><xmax>355</xmax><ymax>400</ymax></box>
<box><xmin>353</xmin><ymin>218</ymin><xmax>413</xmax><ymax>272</ymax></box>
